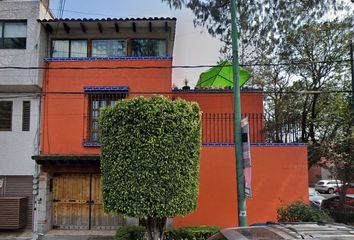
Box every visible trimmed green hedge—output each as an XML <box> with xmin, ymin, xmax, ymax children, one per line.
<box><xmin>116</xmin><ymin>226</ymin><xmax>146</xmax><ymax>240</ymax></box>
<box><xmin>164</xmin><ymin>226</ymin><xmax>220</xmax><ymax>240</ymax></box>
<box><xmin>99</xmin><ymin>96</ymin><xmax>202</xmax><ymax>218</ymax></box>
<box><xmin>115</xmin><ymin>226</ymin><xmax>219</xmax><ymax>240</ymax></box>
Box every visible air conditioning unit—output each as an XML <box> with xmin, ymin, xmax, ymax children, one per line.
<box><xmin>0</xmin><ymin>197</ymin><xmax>27</xmax><ymax>229</ymax></box>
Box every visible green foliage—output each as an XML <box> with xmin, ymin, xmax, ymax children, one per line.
<box><xmin>115</xmin><ymin>226</ymin><xmax>146</xmax><ymax>240</ymax></box>
<box><xmin>164</xmin><ymin>226</ymin><xmax>219</xmax><ymax>240</ymax></box>
<box><xmin>162</xmin><ymin>0</ymin><xmax>353</xmax><ymax>57</ymax></box>
<box><xmin>115</xmin><ymin>226</ymin><xmax>219</xmax><ymax>240</ymax></box>
<box><xmin>277</xmin><ymin>201</ymin><xmax>332</xmax><ymax>223</ymax></box>
<box><xmin>320</xmin><ymin>127</ymin><xmax>354</xmax><ymax>205</ymax></box>
<box><xmin>99</xmin><ymin>95</ymin><xmax>202</xmax><ymax>219</ymax></box>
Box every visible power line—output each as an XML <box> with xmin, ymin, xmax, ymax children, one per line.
<box><xmin>0</xmin><ymin>90</ymin><xmax>352</xmax><ymax>96</ymax></box>
<box><xmin>0</xmin><ymin>59</ymin><xmax>351</xmax><ymax>70</ymax></box>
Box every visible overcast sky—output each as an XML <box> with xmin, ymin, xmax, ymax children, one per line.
<box><xmin>50</xmin><ymin>0</ymin><xmax>223</xmax><ymax>87</ymax></box>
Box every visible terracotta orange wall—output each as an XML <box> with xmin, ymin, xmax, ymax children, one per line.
<box><xmin>41</xmin><ymin>60</ymin><xmax>172</xmax><ymax>155</ymax></box>
<box><xmin>173</xmin><ymin>145</ymin><xmax>308</xmax><ymax>228</ymax></box>
<box><xmin>172</xmin><ymin>92</ymin><xmax>263</xmax><ymax>114</ymax></box>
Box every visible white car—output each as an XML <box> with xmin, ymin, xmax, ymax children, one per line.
<box><xmin>315</xmin><ymin>179</ymin><xmax>342</xmax><ymax>194</ymax></box>
<box><xmin>208</xmin><ymin>222</ymin><xmax>354</xmax><ymax>240</ymax></box>
<box><xmin>309</xmin><ymin>188</ymin><xmax>325</xmax><ymax>207</ymax></box>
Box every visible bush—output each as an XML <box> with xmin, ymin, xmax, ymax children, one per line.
<box><xmin>115</xmin><ymin>225</ymin><xmax>219</xmax><ymax>240</ymax></box>
<box><xmin>99</xmin><ymin>96</ymin><xmax>202</xmax><ymax>218</ymax></box>
<box><xmin>115</xmin><ymin>226</ymin><xmax>146</xmax><ymax>240</ymax></box>
<box><xmin>277</xmin><ymin>201</ymin><xmax>332</xmax><ymax>222</ymax></box>
<box><xmin>164</xmin><ymin>226</ymin><xmax>219</xmax><ymax>240</ymax></box>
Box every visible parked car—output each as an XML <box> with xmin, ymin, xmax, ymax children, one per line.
<box><xmin>336</xmin><ymin>183</ymin><xmax>354</xmax><ymax>194</ymax></box>
<box><xmin>207</xmin><ymin>222</ymin><xmax>354</xmax><ymax>239</ymax></box>
<box><xmin>347</xmin><ymin>183</ymin><xmax>354</xmax><ymax>194</ymax></box>
<box><xmin>321</xmin><ymin>194</ymin><xmax>354</xmax><ymax>212</ymax></box>
<box><xmin>314</xmin><ymin>179</ymin><xmax>342</xmax><ymax>194</ymax></box>
<box><xmin>309</xmin><ymin>188</ymin><xmax>325</xmax><ymax>207</ymax></box>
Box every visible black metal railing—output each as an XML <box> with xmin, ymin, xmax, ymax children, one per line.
<box><xmin>202</xmin><ymin>112</ymin><xmax>302</xmax><ymax>144</ymax></box>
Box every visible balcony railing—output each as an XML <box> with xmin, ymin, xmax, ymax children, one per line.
<box><xmin>202</xmin><ymin>113</ymin><xmax>302</xmax><ymax>144</ymax></box>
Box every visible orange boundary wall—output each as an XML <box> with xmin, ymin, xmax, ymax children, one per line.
<box><xmin>173</xmin><ymin>145</ymin><xmax>308</xmax><ymax>228</ymax></box>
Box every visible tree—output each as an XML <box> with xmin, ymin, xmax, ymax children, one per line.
<box><xmin>99</xmin><ymin>96</ymin><xmax>202</xmax><ymax>240</ymax></box>
<box><xmin>320</xmin><ymin>127</ymin><xmax>354</xmax><ymax>208</ymax></box>
<box><xmin>162</xmin><ymin>0</ymin><xmax>353</xmax><ymax>58</ymax></box>
<box><xmin>279</xmin><ymin>19</ymin><xmax>352</xmax><ymax>142</ymax></box>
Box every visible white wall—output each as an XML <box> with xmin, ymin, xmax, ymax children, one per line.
<box><xmin>0</xmin><ymin>1</ymin><xmax>51</xmax><ymax>176</ymax></box>
<box><xmin>0</xmin><ymin>96</ymin><xmax>40</xmax><ymax>175</ymax></box>
<box><xmin>0</xmin><ymin>0</ymin><xmax>51</xmax><ymax>88</ymax></box>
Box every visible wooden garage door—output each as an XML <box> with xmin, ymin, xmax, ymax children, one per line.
<box><xmin>53</xmin><ymin>174</ymin><xmax>124</xmax><ymax>230</ymax></box>
<box><xmin>91</xmin><ymin>174</ymin><xmax>125</xmax><ymax>230</ymax></box>
<box><xmin>53</xmin><ymin>174</ymin><xmax>90</xmax><ymax>229</ymax></box>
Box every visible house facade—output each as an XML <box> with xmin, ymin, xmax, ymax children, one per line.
<box><xmin>33</xmin><ymin>17</ymin><xmax>176</xmax><ymax>232</ymax></box>
<box><xmin>32</xmin><ymin>16</ymin><xmax>308</xmax><ymax>233</ymax></box>
<box><xmin>0</xmin><ymin>0</ymin><xmax>51</xmax><ymax>230</ymax></box>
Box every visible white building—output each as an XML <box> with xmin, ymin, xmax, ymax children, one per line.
<box><xmin>0</xmin><ymin>0</ymin><xmax>52</xmax><ymax>231</ymax></box>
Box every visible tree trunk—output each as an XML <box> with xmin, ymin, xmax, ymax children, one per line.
<box><xmin>144</xmin><ymin>217</ymin><xmax>167</xmax><ymax>240</ymax></box>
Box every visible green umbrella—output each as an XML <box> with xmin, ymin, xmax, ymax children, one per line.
<box><xmin>196</xmin><ymin>60</ymin><xmax>252</xmax><ymax>88</ymax></box>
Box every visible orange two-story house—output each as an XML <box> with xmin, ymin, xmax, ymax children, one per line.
<box><xmin>33</xmin><ymin>17</ymin><xmax>308</xmax><ymax>233</ymax></box>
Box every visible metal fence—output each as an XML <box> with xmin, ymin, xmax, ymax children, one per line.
<box><xmin>202</xmin><ymin>112</ymin><xmax>302</xmax><ymax>144</ymax></box>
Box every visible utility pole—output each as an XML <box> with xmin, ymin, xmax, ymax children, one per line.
<box><xmin>230</xmin><ymin>0</ymin><xmax>247</xmax><ymax>226</ymax></box>
<box><xmin>351</xmin><ymin>41</ymin><xmax>354</xmax><ymax>125</ymax></box>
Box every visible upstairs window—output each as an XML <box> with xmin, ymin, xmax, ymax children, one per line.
<box><xmin>92</xmin><ymin>40</ymin><xmax>126</xmax><ymax>57</ymax></box>
<box><xmin>84</xmin><ymin>87</ymin><xmax>128</xmax><ymax>143</ymax></box>
<box><xmin>52</xmin><ymin>39</ymin><xmax>87</xmax><ymax>58</ymax></box>
<box><xmin>0</xmin><ymin>101</ymin><xmax>13</xmax><ymax>131</ymax></box>
<box><xmin>0</xmin><ymin>21</ymin><xmax>27</xmax><ymax>49</ymax></box>
<box><xmin>132</xmin><ymin>39</ymin><xmax>167</xmax><ymax>57</ymax></box>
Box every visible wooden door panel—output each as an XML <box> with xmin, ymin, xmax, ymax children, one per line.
<box><xmin>91</xmin><ymin>174</ymin><xmax>124</xmax><ymax>230</ymax></box>
<box><xmin>53</xmin><ymin>174</ymin><xmax>90</xmax><ymax>229</ymax></box>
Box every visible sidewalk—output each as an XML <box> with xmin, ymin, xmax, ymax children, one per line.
<box><xmin>43</xmin><ymin>230</ymin><xmax>115</xmax><ymax>239</ymax></box>
<box><xmin>0</xmin><ymin>230</ymin><xmax>115</xmax><ymax>240</ymax></box>
<box><xmin>0</xmin><ymin>230</ymin><xmax>32</xmax><ymax>240</ymax></box>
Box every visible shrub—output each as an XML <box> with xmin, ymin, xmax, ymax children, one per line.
<box><xmin>99</xmin><ymin>96</ymin><xmax>202</xmax><ymax>240</ymax></box>
<box><xmin>164</xmin><ymin>226</ymin><xmax>220</xmax><ymax>240</ymax></box>
<box><xmin>115</xmin><ymin>226</ymin><xmax>146</xmax><ymax>240</ymax></box>
<box><xmin>277</xmin><ymin>201</ymin><xmax>332</xmax><ymax>222</ymax></box>
<box><xmin>115</xmin><ymin>225</ymin><xmax>220</xmax><ymax>240</ymax></box>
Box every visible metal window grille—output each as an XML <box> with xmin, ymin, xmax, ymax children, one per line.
<box><xmin>22</xmin><ymin>101</ymin><xmax>30</xmax><ymax>131</ymax></box>
<box><xmin>87</xmin><ymin>92</ymin><xmax>127</xmax><ymax>142</ymax></box>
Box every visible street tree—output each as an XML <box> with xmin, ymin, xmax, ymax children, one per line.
<box><xmin>276</xmin><ymin>19</ymin><xmax>352</xmax><ymax>167</ymax></box>
<box><xmin>162</xmin><ymin>0</ymin><xmax>353</xmax><ymax>58</ymax></box>
<box><xmin>251</xmin><ymin>19</ymin><xmax>352</xmax><ymax>153</ymax></box>
<box><xmin>99</xmin><ymin>96</ymin><xmax>202</xmax><ymax>240</ymax></box>
<box><xmin>320</xmin><ymin>126</ymin><xmax>354</xmax><ymax>207</ymax></box>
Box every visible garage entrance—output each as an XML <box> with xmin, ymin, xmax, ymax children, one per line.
<box><xmin>52</xmin><ymin>174</ymin><xmax>124</xmax><ymax>230</ymax></box>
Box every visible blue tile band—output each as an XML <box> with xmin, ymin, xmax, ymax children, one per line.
<box><xmin>44</xmin><ymin>56</ymin><xmax>173</xmax><ymax>61</ymax></box>
<box><xmin>83</xmin><ymin>86</ymin><xmax>129</xmax><ymax>92</ymax></box>
<box><xmin>82</xmin><ymin>141</ymin><xmax>101</xmax><ymax>147</ymax></box>
<box><xmin>202</xmin><ymin>143</ymin><xmax>307</xmax><ymax>147</ymax></box>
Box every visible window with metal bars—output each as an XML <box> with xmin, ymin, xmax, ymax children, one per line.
<box><xmin>22</xmin><ymin>101</ymin><xmax>30</xmax><ymax>131</ymax></box>
<box><xmin>0</xmin><ymin>101</ymin><xmax>12</xmax><ymax>131</ymax></box>
<box><xmin>86</xmin><ymin>90</ymin><xmax>127</xmax><ymax>142</ymax></box>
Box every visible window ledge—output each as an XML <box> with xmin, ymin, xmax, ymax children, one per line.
<box><xmin>82</xmin><ymin>141</ymin><xmax>101</xmax><ymax>147</ymax></box>
<box><xmin>44</xmin><ymin>56</ymin><xmax>173</xmax><ymax>61</ymax></box>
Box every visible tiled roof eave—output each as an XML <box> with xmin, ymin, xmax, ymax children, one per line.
<box><xmin>37</xmin><ymin>17</ymin><xmax>177</xmax><ymax>23</ymax></box>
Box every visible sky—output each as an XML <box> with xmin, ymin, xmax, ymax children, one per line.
<box><xmin>49</xmin><ymin>0</ymin><xmax>223</xmax><ymax>87</ymax></box>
